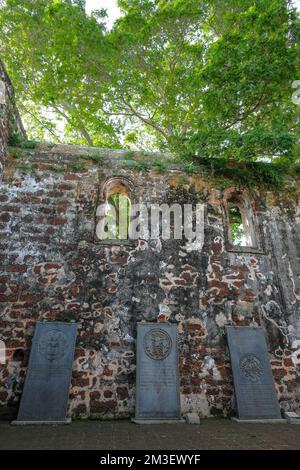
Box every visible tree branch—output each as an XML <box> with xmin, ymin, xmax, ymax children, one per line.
<box><xmin>51</xmin><ymin>103</ymin><xmax>94</xmax><ymax>146</ymax></box>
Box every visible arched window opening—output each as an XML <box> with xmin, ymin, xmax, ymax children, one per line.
<box><xmin>104</xmin><ymin>193</ymin><xmax>131</xmax><ymax>240</ymax></box>
<box><xmin>96</xmin><ymin>178</ymin><xmax>132</xmax><ymax>241</ymax></box>
<box><xmin>225</xmin><ymin>191</ymin><xmax>257</xmax><ymax>249</ymax></box>
<box><xmin>228</xmin><ymin>204</ymin><xmax>250</xmax><ymax>246</ymax></box>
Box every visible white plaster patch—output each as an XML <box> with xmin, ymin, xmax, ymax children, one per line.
<box><xmin>181</xmin><ymin>393</ymin><xmax>211</xmax><ymax>418</ymax></box>
<box><xmin>215</xmin><ymin>312</ymin><xmax>227</xmax><ymax>328</ymax></box>
<box><xmin>0</xmin><ymin>80</ymin><xmax>6</xmax><ymax>104</ymax></box>
<box><xmin>158</xmin><ymin>303</ymin><xmax>171</xmax><ymax>319</ymax></box>
<box><xmin>264</xmin><ymin>285</ymin><xmax>273</xmax><ymax>296</ymax></box>
<box><xmin>6</xmin><ymin>174</ymin><xmax>57</xmax><ymax>194</ymax></box>
<box><xmin>94</xmin><ymin>322</ymin><xmax>104</xmax><ymax>334</ymax></box>
<box><xmin>124</xmin><ymin>334</ymin><xmax>135</xmax><ymax>342</ymax></box>
<box><xmin>288</xmin><ymin>262</ymin><xmax>300</xmax><ymax>301</ymax></box>
<box><xmin>159</xmin><ymin>261</ymin><xmax>167</xmax><ymax>270</ymax></box>
<box><xmin>203</xmin><ymin>355</ymin><xmax>221</xmax><ymax>380</ymax></box>
<box><xmin>174</xmin><ymin>313</ymin><xmax>185</xmax><ymax>333</ymax></box>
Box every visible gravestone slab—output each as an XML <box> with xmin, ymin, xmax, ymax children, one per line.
<box><xmin>135</xmin><ymin>323</ymin><xmax>181</xmax><ymax>421</ymax></box>
<box><xmin>15</xmin><ymin>322</ymin><xmax>77</xmax><ymax>424</ymax></box>
<box><xmin>226</xmin><ymin>326</ymin><xmax>281</xmax><ymax>420</ymax></box>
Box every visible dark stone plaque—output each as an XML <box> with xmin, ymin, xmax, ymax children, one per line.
<box><xmin>226</xmin><ymin>326</ymin><xmax>281</xmax><ymax>420</ymax></box>
<box><xmin>135</xmin><ymin>323</ymin><xmax>181</xmax><ymax>420</ymax></box>
<box><xmin>16</xmin><ymin>322</ymin><xmax>77</xmax><ymax>423</ymax></box>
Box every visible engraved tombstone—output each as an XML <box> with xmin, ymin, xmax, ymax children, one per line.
<box><xmin>226</xmin><ymin>326</ymin><xmax>282</xmax><ymax>420</ymax></box>
<box><xmin>135</xmin><ymin>323</ymin><xmax>181</xmax><ymax>421</ymax></box>
<box><xmin>15</xmin><ymin>322</ymin><xmax>77</xmax><ymax>424</ymax></box>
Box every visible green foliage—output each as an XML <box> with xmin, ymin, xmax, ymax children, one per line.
<box><xmin>133</xmin><ymin>160</ymin><xmax>148</xmax><ymax>173</ymax></box>
<box><xmin>228</xmin><ymin>206</ymin><xmax>246</xmax><ymax>246</ymax></box>
<box><xmin>123</xmin><ymin>150</ymin><xmax>135</xmax><ymax>160</ymax></box>
<box><xmin>152</xmin><ymin>159</ymin><xmax>167</xmax><ymax>173</ymax></box>
<box><xmin>16</xmin><ymin>163</ymin><xmax>35</xmax><ymax>174</ymax></box>
<box><xmin>79</xmin><ymin>153</ymin><xmax>103</xmax><ymax>164</ymax></box>
<box><xmin>0</xmin><ymin>0</ymin><xmax>299</xmax><ymax>185</ymax></box>
<box><xmin>178</xmin><ymin>175</ymin><xmax>189</xmax><ymax>185</ymax></box>
<box><xmin>8</xmin><ymin>132</ymin><xmax>37</xmax><ymax>148</ymax></box>
<box><xmin>8</xmin><ymin>132</ymin><xmax>23</xmax><ymax>146</ymax></box>
<box><xmin>66</xmin><ymin>161</ymin><xmax>86</xmax><ymax>171</ymax></box>
<box><xmin>51</xmin><ymin>164</ymin><xmax>65</xmax><ymax>173</ymax></box>
<box><xmin>19</xmin><ymin>140</ymin><xmax>37</xmax><ymax>149</ymax></box>
<box><xmin>182</xmin><ymin>161</ymin><xmax>196</xmax><ymax>175</ymax></box>
<box><xmin>10</xmin><ymin>148</ymin><xmax>23</xmax><ymax>159</ymax></box>
<box><xmin>195</xmin><ymin>156</ymin><xmax>286</xmax><ymax>188</ymax></box>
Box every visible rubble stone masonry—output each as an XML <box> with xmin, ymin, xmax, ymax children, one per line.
<box><xmin>0</xmin><ymin>60</ymin><xmax>26</xmax><ymax>182</ymax></box>
<box><xmin>0</xmin><ymin>142</ymin><xmax>299</xmax><ymax>420</ymax></box>
<box><xmin>0</xmin><ymin>65</ymin><xmax>299</xmax><ymax>420</ymax></box>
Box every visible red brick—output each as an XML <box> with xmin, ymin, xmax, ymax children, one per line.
<box><xmin>116</xmin><ymin>387</ymin><xmax>128</xmax><ymax>400</ymax></box>
<box><xmin>5</xmin><ymin>264</ymin><xmax>27</xmax><ymax>273</ymax></box>
<box><xmin>0</xmin><ymin>294</ymin><xmax>18</xmax><ymax>301</ymax></box>
<box><xmin>102</xmin><ymin>366</ymin><xmax>113</xmax><ymax>377</ymax></box>
<box><xmin>74</xmin><ymin>403</ymin><xmax>87</xmax><ymax>415</ymax></box>
<box><xmin>44</xmin><ymin>263</ymin><xmax>62</xmax><ymax>270</ymax></box>
<box><xmin>47</xmin><ymin>217</ymin><xmax>67</xmax><ymax>226</ymax></box>
<box><xmin>283</xmin><ymin>358</ymin><xmax>293</xmax><ymax>368</ymax></box>
<box><xmin>90</xmin><ymin>400</ymin><xmax>117</xmax><ymax>414</ymax></box>
<box><xmin>0</xmin><ymin>213</ymin><xmax>10</xmax><ymax>222</ymax></box>
<box><xmin>1</xmin><ymin>205</ymin><xmax>20</xmax><ymax>213</ymax></box>
<box><xmin>64</xmin><ymin>174</ymin><xmax>79</xmax><ymax>181</ymax></box>
<box><xmin>57</xmin><ymin>183</ymin><xmax>74</xmax><ymax>191</ymax></box>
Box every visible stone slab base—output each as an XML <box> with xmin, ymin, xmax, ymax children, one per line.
<box><xmin>11</xmin><ymin>418</ymin><xmax>72</xmax><ymax>425</ymax></box>
<box><xmin>132</xmin><ymin>418</ymin><xmax>185</xmax><ymax>425</ymax></box>
<box><xmin>185</xmin><ymin>413</ymin><xmax>201</xmax><ymax>425</ymax></box>
<box><xmin>283</xmin><ymin>412</ymin><xmax>300</xmax><ymax>424</ymax></box>
<box><xmin>231</xmin><ymin>417</ymin><xmax>287</xmax><ymax>424</ymax></box>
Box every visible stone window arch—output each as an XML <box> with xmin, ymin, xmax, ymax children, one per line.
<box><xmin>95</xmin><ymin>177</ymin><xmax>134</xmax><ymax>242</ymax></box>
<box><xmin>223</xmin><ymin>189</ymin><xmax>259</xmax><ymax>250</ymax></box>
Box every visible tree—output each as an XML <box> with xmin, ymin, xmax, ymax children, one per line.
<box><xmin>0</xmin><ymin>0</ymin><xmax>121</xmax><ymax>147</ymax></box>
<box><xmin>0</xmin><ymin>0</ymin><xmax>299</xmax><ymax>171</ymax></box>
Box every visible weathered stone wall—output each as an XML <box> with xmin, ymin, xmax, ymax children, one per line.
<box><xmin>0</xmin><ymin>60</ymin><xmax>26</xmax><ymax>181</ymax></box>
<box><xmin>0</xmin><ymin>144</ymin><xmax>299</xmax><ymax>420</ymax></box>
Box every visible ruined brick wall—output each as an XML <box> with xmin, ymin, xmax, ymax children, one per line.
<box><xmin>0</xmin><ymin>60</ymin><xmax>26</xmax><ymax>181</ymax></box>
<box><xmin>0</xmin><ymin>144</ymin><xmax>299</xmax><ymax>420</ymax></box>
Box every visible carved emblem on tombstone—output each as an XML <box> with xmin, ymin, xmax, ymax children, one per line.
<box><xmin>143</xmin><ymin>328</ymin><xmax>172</xmax><ymax>360</ymax></box>
<box><xmin>239</xmin><ymin>353</ymin><xmax>263</xmax><ymax>383</ymax></box>
<box><xmin>135</xmin><ymin>323</ymin><xmax>181</xmax><ymax>421</ymax></box>
<box><xmin>14</xmin><ymin>322</ymin><xmax>77</xmax><ymax>424</ymax></box>
<box><xmin>226</xmin><ymin>326</ymin><xmax>282</xmax><ymax>420</ymax></box>
<box><xmin>38</xmin><ymin>330</ymin><xmax>68</xmax><ymax>362</ymax></box>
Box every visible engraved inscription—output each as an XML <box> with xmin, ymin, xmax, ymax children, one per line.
<box><xmin>239</xmin><ymin>353</ymin><xmax>263</xmax><ymax>383</ymax></box>
<box><xmin>38</xmin><ymin>330</ymin><xmax>68</xmax><ymax>362</ymax></box>
<box><xmin>226</xmin><ymin>326</ymin><xmax>281</xmax><ymax>420</ymax></box>
<box><xmin>140</xmin><ymin>362</ymin><xmax>176</xmax><ymax>389</ymax></box>
<box><xmin>29</xmin><ymin>365</ymin><xmax>68</xmax><ymax>380</ymax></box>
<box><xmin>239</xmin><ymin>384</ymin><xmax>279</xmax><ymax>416</ymax></box>
<box><xmin>143</xmin><ymin>328</ymin><xmax>172</xmax><ymax>360</ymax></box>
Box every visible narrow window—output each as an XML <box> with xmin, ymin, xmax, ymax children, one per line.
<box><xmin>226</xmin><ymin>196</ymin><xmax>255</xmax><ymax>248</ymax></box>
<box><xmin>104</xmin><ymin>193</ymin><xmax>130</xmax><ymax>240</ymax></box>
<box><xmin>228</xmin><ymin>205</ymin><xmax>248</xmax><ymax>246</ymax></box>
<box><xmin>96</xmin><ymin>178</ymin><xmax>132</xmax><ymax>241</ymax></box>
